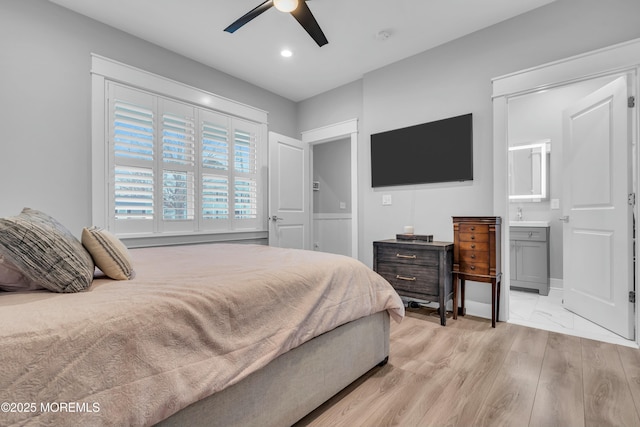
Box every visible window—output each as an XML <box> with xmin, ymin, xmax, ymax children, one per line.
<box><xmin>91</xmin><ymin>55</ymin><xmax>267</xmax><ymax>244</ymax></box>
<box><xmin>107</xmin><ymin>83</ymin><xmax>263</xmax><ymax>237</ymax></box>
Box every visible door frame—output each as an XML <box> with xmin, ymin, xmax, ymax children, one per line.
<box><xmin>301</xmin><ymin>119</ymin><xmax>359</xmax><ymax>259</ymax></box>
<box><xmin>492</xmin><ymin>38</ymin><xmax>640</xmax><ymax>344</ymax></box>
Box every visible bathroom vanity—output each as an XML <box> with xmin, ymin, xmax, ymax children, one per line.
<box><xmin>509</xmin><ymin>222</ymin><xmax>550</xmax><ymax>296</ymax></box>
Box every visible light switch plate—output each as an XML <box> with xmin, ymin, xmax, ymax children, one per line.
<box><xmin>551</xmin><ymin>198</ymin><xmax>560</xmax><ymax>209</ymax></box>
<box><xmin>382</xmin><ymin>194</ymin><xmax>392</xmax><ymax>206</ymax></box>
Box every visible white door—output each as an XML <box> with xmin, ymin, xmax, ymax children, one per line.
<box><xmin>561</xmin><ymin>76</ymin><xmax>634</xmax><ymax>339</ymax></box>
<box><xmin>268</xmin><ymin>132</ymin><xmax>310</xmax><ymax>249</ymax></box>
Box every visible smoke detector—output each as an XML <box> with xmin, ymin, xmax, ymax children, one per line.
<box><xmin>375</xmin><ymin>30</ymin><xmax>391</xmax><ymax>41</ymax></box>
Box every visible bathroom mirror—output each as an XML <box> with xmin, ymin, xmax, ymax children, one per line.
<box><xmin>508</xmin><ymin>141</ymin><xmax>548</xmax><ymax>201</ymax></box>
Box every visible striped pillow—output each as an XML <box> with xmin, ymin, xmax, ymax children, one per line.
<box><xmin>0</xmin><ymin>208</ymin><xmax>95</xmax><ymax>293</ymax></box>
<box><xmin>81</xmin><ymin>226</ymin><xmax>134</xmax><ymax>280</ymax></box>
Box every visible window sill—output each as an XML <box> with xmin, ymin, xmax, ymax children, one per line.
<box><xmin>119</xmin><ymin>230</ymin><xmax>268</xmax><ymax>248</ymax></box>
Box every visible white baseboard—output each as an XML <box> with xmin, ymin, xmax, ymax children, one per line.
<box><xmin>463</xmin><ymin>300</ymin><xmax>492</xmax><ymax>320</ymax></box>
<box><xmin>312</xmin><ymin>213</ymin><xmax>352</xmax><ymax>220</ymax></box>
<box><xmin>550</xmin><ymin>278</ymin><xmax>563</xmax><ymax>290</ymax></box>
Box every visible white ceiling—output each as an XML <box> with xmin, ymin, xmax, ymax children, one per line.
<box><xmin>49</xmin><ymin>0</ymin><xmax>556</xmax><ymax>102</ymax></box>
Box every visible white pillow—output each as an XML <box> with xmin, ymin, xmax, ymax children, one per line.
<box><xmin>82</xmin><ymin>226</ymin><xmax>134</xmax><ymax>280</ymax></box>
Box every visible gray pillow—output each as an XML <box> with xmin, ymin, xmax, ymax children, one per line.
<box><xmin>0</xmin><ymin>253</ymin><xmax>45</xmax><ymax>292</ymax></box>
<box><xmin>0</xmin><ymin>208</ymin><xmax>95</xmax><ymax>293</ymax></box>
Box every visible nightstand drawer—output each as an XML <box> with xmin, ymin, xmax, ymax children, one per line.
<box><xmin>458</xmin><ymin>232</ymin><xmax>489</xmax><ymax>243</ymax></box>
<box><xmin>459</xmin><ymin>249</ymin><xmax>488</xmax><ymax>264</ymax></box>
<box><xmin>459</xmin><ymin>224</ymin><xmax>489</xmax><ymax>234</ymax></box>
<box><xmin>458</xmin><ymin>241</ymin><xmax>488</xmax><ymax>252</ymax></box>
<box><xmin>375</xmin><ymin>263</ymin><xmax>439</xmax><ymax>296</ymax></box>
<box><xmin>458</xmin><ymin>262</ymin><xmax>489</xmax><ymax>275</ymax></box>
<box><xmin>375</xmin><ymin>245</ymin><xmax>438</xmax><ymax>266</ymax></box>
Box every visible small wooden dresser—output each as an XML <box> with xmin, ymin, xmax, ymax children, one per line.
<box><xmin>452</xmin><ymin>216</ymin><xmax>502</xmax><ymax>327</ymax></box>
<box><xmin>373</xmin><ymin>239</ymin><xmax>454</xmax><ymax>326</ymax></box>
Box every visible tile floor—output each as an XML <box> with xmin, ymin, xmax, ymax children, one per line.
<box><xmin>508</xmin><ymin>288</ymin><xmax>638</xmax><ymax>348</ymax></box>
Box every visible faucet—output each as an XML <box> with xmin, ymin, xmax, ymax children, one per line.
<box><xmin>517</xmin><ymin>207</ymin><xmax>523</xmax><ymax>221</ymax></box>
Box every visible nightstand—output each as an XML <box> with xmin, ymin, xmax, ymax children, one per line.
<box><xmin>452</xmin><ymin>216</ymin><xmax>502</xmax><ymax>327</ymax></box>
<box><xmin>373</xmin><ymin>239</ymin><xmax>454</xmax><ymax>326</ymax></box>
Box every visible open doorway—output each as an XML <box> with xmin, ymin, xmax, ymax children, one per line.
<box><xmin>507</xmin><ymin>75</ymin><xmax>634</xmax><ymax>346</ymax></box>
<box><xmin>312</xmin><ymin>138</ymin><xmax>352</xmax><ymax>256</ymax></box>
<box><xmin>493</xmin><ymin>39</ymin><xmax>640</xmax><ymax>347</ymax></box>
<box><xmin>302</xmin><ymin>119</ymin><xmax>359</xmax><ymax>258</ymax></box>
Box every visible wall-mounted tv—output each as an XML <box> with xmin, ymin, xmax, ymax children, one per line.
<box><xmin>370</xmin><ymin>113</ymin><xmax>473</xmax><ymax>187</ymax></box>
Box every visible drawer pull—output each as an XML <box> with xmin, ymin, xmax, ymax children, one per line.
<box><xmin>396</xmin><ymin>274</ymin><xmax>417</xmax><ymax>281</ymax></box>
<box><xmin>471</xmin><ymin>244</ymin><xmax>476</xmax><ymax>249</ymax></box>
<box><xmin>470</xmin><ymin>226</ymin><xmax>476</xmax><ymax>231</ymax></box>
<box><xmin>396</xmin><ymin>253</ymin><xmax>417</xmax><ymax>259</ymax></box>
<box><xmin>470</xmin><ymin>235</ymin><xmax>475</xmax><ymax>240</ymax></box>
<box><xmin>470</xmin><ymin>265</ymin><xmax>476</xmax><ymax>270</ymax></box>
<box><xmin>471</xmin><ymin>254</ymin><xmax>476</xmax><ymax>259</ymax></box>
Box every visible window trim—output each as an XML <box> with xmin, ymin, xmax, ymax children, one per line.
<box><xmin>91</xmin><ymin>54</ymin><xmax>268</xmax><ymax>247</ymax></box>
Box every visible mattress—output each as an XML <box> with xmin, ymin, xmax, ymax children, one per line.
<box><xmin>0</xmin><ymin>244</ymin><xmax>403</xmax><ymax>426</ymax></box>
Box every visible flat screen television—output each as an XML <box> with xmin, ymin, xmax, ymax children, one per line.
<box><xmin>370</xmin><ymin>113</ymin><xmax>473</xmax><ymax>187</ymax></box>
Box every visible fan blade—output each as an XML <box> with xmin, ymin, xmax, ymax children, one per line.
<box><xmin>224</xmin><ymin>0</ymin><xmax>273</xmax><ymax>33</ymax></box>
<box><xmin>290</xmin><ymin>1</ymin><xmax>328</xmax><ymax>47</ymax></box>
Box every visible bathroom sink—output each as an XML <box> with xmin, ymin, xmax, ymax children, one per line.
<box><xmin>510</xmin><ymin>220</ymin><xmax>550</xmax><ymax>227</ymax></box>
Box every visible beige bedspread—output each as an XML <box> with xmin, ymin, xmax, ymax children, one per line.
<box><xmin>0</xmin><ymin>244</ymin><xmax>403</xmax><ymax>426</ymax></box>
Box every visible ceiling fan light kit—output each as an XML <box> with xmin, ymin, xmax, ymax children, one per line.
<box><xmin>274</xmin><ymin>0</ymin><xmax>299</xmax><ymax>13</ymax></box>
<box><xmin>225</xmin><ymin>0</ymin><xmax>328</xmax><ymax>47</ymax></box>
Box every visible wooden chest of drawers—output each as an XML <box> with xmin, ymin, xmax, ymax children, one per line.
<box><xmin>452</xmin><ymin>216</ymin><xmax>502</xmax><ymax>327</ymax></box>
<box><xmin>373</xmin><ymin>239</ymin><xmax>454</xmax><ymax>326</ymax></box>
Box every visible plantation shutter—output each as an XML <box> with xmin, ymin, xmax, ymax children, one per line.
<box><xmin>233</xmin><ymin>119</ymin><xmax>260</xmax><ymax>229</ymax></box>
<box><xmin>109</xmin><ymin>84</ymin><xmax>155</xmax><ymax>235</ymax></box>
<box><xmin>160</xmin><ymin>99</ymin><xmax>197</xmax><ymax>233</ymax></box>
<box><xmin>200</xmin><ymin>110</ymin><xmax>231</xmax><ymax>231</ymax></box>
<box><xmin>106</xmin><ymin>82</ymin><xmax>263</xmax><ymax>237</ymax></box>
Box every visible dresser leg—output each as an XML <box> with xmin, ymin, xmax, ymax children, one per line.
<box><xmin>496</xmin><ymin>277</ymin><xmax>501</xmax><ymax>325</ymax></box>
<box><xmin>491</xmin><ymin>279</ymin><xmax>497</xmax><ymax>328</ymax></box>
<box><xmin>453</xmin><ymin>274</ymin><xmax>458</xmax><ymax>320</ymax></box>
<box><xmin>458</xmin><ymin>278</ymin><xmax>466</xmax><ymax>316</ymax></box>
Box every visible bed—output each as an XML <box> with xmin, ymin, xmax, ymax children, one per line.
<box><xmin>0</xmin><ymin>216</ymin><xmax>404</xmax><ymax>427</ymax></box>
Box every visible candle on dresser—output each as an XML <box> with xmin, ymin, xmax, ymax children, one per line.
<box><xmin>403</xmin><ymin>225</ymin><xmax>414</xmax><ymax>235</ymax></box>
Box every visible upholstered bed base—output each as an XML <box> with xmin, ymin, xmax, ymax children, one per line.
<box><xmin>157</xmin><ymin>311</ymin><xmax>390</xmax><ymax>427</ymax></box>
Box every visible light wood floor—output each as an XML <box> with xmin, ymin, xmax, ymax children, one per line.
<box><xmin>296</xmin><ymin>308</ymin><xmax>640</xmax><ymax>427</ymax></box>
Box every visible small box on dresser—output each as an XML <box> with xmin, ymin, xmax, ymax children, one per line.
<box><xmin>373</xmin><ymin>239</ymin><xmax>454</xmax><ymax>326</ymax></box>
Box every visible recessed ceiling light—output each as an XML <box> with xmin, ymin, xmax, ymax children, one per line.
<box><xmin>281</xmin><ymin>49</ymin><xmax>293</xmax><ymax>58</ymax></box>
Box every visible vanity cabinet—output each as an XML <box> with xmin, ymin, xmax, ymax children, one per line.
<box><xmin>509</xmin><ymin>226</ymin><xmax>550</xmax><ymax>296</ymax></box>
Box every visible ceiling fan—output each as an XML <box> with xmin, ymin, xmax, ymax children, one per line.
<box><xmin>224</xmin><ymin>0</ymin><xmax>329</xmax><ymax>47</ymax></box>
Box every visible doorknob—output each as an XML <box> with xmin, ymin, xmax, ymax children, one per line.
<box><xmin>559</xmin><ymin>216</ymin><xmax>570</xmax><ymax>223</ymax></box>
<box><xmin>269</xmin><ymin>215</ymin><xmax>284</xmax><ymax>222</ymax></box>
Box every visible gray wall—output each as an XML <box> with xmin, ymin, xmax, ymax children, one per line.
<box><xmin>0</xmin><ymin>0</ymin><xmax>297</xmax><ymax>236</ymax></box>
<box><xmin>297</xmin><ymin>80</ymin><xmax>363</xmax><ymax>134</ymax></box>
<box><xmin>297</xmin><ymin>0</ymin><xmax>640</xmax><ymax>305</ymax></box>
<box><xmin>313</xmin><ymin>138</ymin><xmax>351</xmax><ymax>214</ymax></box>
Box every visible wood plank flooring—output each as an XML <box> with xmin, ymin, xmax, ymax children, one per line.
<box><xmin>295</xmin><ymin>308</ymin><xmax>640</xmax><ymax>427</ymax></box>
